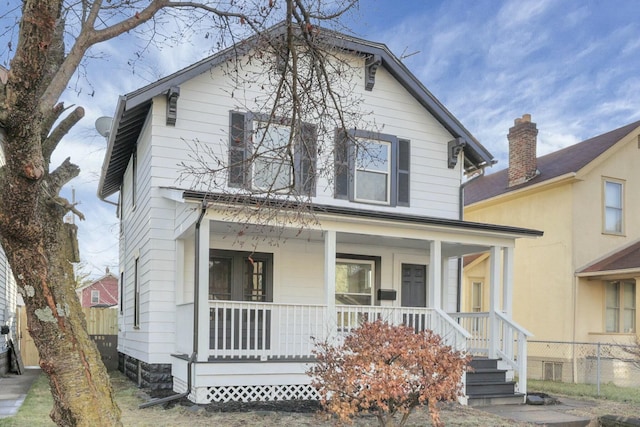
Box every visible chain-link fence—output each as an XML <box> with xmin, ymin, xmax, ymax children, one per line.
<box><xmin>528</xmin><ymin>340</ymin><xmax>640</xmax><ymax>390</ymax></box>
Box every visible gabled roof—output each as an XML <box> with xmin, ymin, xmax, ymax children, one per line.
<box><xmin>464</xmin><ymin>120</ymin><xmax>640</xmax><ymax>206</ymax></box>
<box><xmin>577</xmin><ymin>240</ymin><xmax>640</xmax><ymax>276</ymax></box>
<box><xmin>98</xmin><ymin>23</ymin><xmax>494</xmax><ymax>200</ymax></box>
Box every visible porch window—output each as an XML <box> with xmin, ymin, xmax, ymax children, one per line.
<box><xmin>603</xmin><ymin>179</ymin><xmax>624</xmax><ymax>234</ymax></box>
<box><xmin>335</xmin><ymin>259</ymin><xmax>374</xmax><ymax>305</ymax></box>
<box><xmin>335</xmin><ymin>129</ymin><xmax>410</xmax><ymax>206</ymax></box>
<box><xmin>228</xmin><ymin>111</ymin><xmax>317</xmax><ymax>195</ymax></box>
<box><xmin>209</xmin><ymin>250</ymin><xmax>272</xmax><ymax>302</ymax></box>
<box><xmin>605</xmin><ymin>280</ymin><xmax>635</xmax><ymax>333</ymax></box>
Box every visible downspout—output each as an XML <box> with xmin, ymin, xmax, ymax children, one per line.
<box><xmin>141</xmin><ymin>200</ymin><xmax>207</xmax><ymax>408</ymax></box>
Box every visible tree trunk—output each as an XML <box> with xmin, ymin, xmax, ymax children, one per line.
<box><xmin>0</xmin><ymin>155</ymin><xmax>122</xmax><ymax>426</ymax></box>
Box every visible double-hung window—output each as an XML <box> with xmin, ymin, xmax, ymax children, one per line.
<box><xmin>335</xmin><ymin>129</ymin><xmax>409</xmax><ymax>206</ymax></box>
<box><xmin>603</xmin><ymin>178</ymin><xmax>624</xmax><ymax>234</ymax></box>
<box><xmin>228</xmin><ymin>111</ymin><xmax>317</xmax><ymax>195</ymax></box>
<box><xmin>91</xmin><ymin>290</ymin><xmax>100</xmax><ymax>304</ymax></box>
<box><xmin>605</xmin><ymin>280</ymin><xmax>635</xmax><ymax>333</ymax></box>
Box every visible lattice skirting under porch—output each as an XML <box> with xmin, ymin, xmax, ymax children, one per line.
<box><xmin>205</xmin><ymin>384</ymin><xmax>320</xmax><ymax>403</ymax></box>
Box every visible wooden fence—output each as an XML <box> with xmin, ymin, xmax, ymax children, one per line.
<box><xmin>19</xmin><ymin>306</ymin><xmax>118</xmax><ymax>367</ymax></box>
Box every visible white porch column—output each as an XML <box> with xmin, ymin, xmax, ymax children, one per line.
<box><xmin>197</xmin><ymin>218</ymin><xmax>210</xmax><ymax>362</ymax></box>
<box><xmin>324</xmin><ymin>230</ymin><xmax>337</xmax><ymax>332</ymax></box>
<box><xmin>502</xmin><ymin>246</ymin><xmax>514</xmax><ymax>317</ymax></box>
<box><xmin>428</xmin><ymin>240</ymin><xmax>442</xmax><ymax>309</ymax></box>
<box><xmin>488</xmin><ymin>245</ymin><xmax>501</xmax><ymax>359</ymax></box>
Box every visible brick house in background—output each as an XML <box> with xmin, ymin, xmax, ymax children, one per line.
<box><xmin>78</xmin><ymin>269</ymin><xmax>118</xmax><ymax>308</ymax></box>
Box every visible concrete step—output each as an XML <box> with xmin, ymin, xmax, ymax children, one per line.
<box><xmin>467</xmin><ymin>393</ymin><xmax>526</xmax><ymax>407</ymax></box>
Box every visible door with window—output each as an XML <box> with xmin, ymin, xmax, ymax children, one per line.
<box><xmin>209</xmin><ymin>250</ymin><xmax>272</xmax><ymax>352</ymax></box>
<box><xmin>401</xmin><ymin>263</ymin><xmax>427</xmax><ymax>331</ymax></box>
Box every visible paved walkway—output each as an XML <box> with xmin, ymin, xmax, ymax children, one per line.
<box><xmin>0</xmin><ymin>368</ymin><xmax>41</xmax><ymax>419</ymax></box>
<box><xmin>478</xmin><ymin>397</ymin><xmax>594</xmax><ymax>426</ymax></box>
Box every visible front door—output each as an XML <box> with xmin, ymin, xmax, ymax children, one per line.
<box><xmin>401</xmin><ymin>264</ymin><xmax>427</xmax><ymax>331</ymax></box>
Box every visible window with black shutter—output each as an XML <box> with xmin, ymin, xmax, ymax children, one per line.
<box><xmin>334</xmin><ymin>129</ymin><xmax>410</xmax><ymax>206</ymax></box>
<box><xmin>228</xmin><ymin>111</ymin><xmax>316</xmax><ymax>195</ymax></box>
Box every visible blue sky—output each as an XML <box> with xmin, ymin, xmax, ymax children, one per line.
<box><xmin>7</xmin><ymin>0</ymin><xmax>640</xmax><ymax>278</ymax></box>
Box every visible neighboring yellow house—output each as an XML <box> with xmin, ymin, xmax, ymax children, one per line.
<box><xmin>463</xmin><ymin>114</ymin><xmax>640</xmax><ymax>384</ymax></box>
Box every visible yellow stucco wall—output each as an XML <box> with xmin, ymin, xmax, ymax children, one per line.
<box><xmin>464</xmin><ymin>127</ymin><xmax>640</xmax><ymax>345</ymax></box>
<box><xmin>465</xmin><ymin>183</ymin><xmax>575</xmax><ymax>342</ymax></box>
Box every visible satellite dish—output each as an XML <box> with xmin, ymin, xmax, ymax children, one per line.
<box><xmin>95</xmin><ymin>116</ymin><xmax>113</xmax><ymax>138</ymax></box>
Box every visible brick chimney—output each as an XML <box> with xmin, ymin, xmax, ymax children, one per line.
<box><xmin>508</xmin><ymin>114</ymin><xmax>538</xmax><ymax>187</ymax></box>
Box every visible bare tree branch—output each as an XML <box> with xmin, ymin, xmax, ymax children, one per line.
<box><xmin>43</xmin><ymin>106</ymin><xmax>84</xmax><ymax>164</ymax></box>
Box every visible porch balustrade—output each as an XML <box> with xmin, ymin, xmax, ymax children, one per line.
<box><xmin>208</xmin><ymin>301</ymin><xmax>469</xmax><ymax>359</ymax></box>
<box><xmin>452</xmin><ymin>311</ymin><xmax>531</xmax><ymax>394</ymax></box>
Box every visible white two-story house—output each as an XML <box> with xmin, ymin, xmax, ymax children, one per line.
<box><xmin>98</xmin><ymin>24</ymin><xmax>541</xmax><ymax>405</ymax></box>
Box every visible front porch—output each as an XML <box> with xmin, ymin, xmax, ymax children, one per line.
<box><xmin>168</xmin><ymin>200</ymin><xmax>540</xmax><ymax>404</ymax></box>
<box><xmin>173</xmin><ymin>301</ymin><xmax>530</xmax><ymax>403</ymax></box>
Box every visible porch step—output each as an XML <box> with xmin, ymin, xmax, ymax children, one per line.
<box><xmin>467</xmin><ymin>393</ymin><xmax>526</xmax><ymax>407</ymax></box>
<box><xmin>466</xmin><ymin>357</ymin><xmax>522</xmax><ymax>406</ymax></box>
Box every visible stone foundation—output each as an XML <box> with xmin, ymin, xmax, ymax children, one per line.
<box><xmin>118</xmin><ymin>353</ymin><xmax>172</xmax><ymax>390</ymax></box>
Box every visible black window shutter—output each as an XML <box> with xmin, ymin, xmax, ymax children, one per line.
<box><xmin>229</xmin><ymin>112</ymin><xmax>247</xmax><ymax>188</ymax></box>
<box><xmin>334</xmin><ymin>130</ymin><xmax>350</xmax><ymax>199</ymax></box>
<box><xmin>297</xmin><ymin>123</ymin><xmax>317</xmax><ymax>196</ymax></box>
<box><xmin>397</xmin><ymin>139</ymin><xmax>410</xmax><ymax>206</ymax></box>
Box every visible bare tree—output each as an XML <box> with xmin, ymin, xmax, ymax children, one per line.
<box><xmin>0</xmin><ymin>1</ymin><xmax>356</xmax><ymax>425</ymax></box>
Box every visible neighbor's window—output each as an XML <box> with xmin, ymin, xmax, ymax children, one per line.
<box><xmin>603</xmin><ymin>179</ymin><xmax>624</xmax><ymax>234</ymax></box>
<box><xmin>91</xmin><ymin>290</ymin><xmax>100</xmax><ymax>304</ymax></box>
<box><xmin>605</xmin><ymin>280</ymin><xmax>635</xmax><ymax>333</ymax></box>
<box><xmin>335</xmin><ymin>129</ymin><xmax>410</xmax><ymax>207</ymax></box>
<box><xmin>335</xmin><ymin>259</ymin><xmax>374</xmax><ymax>305</ymax></box>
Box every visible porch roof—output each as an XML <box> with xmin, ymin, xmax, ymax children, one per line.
<box><xmin>577</xmin><ymin>240</ymin><xmax>640</xmax><ymax>277</ymax></box>
<box><xmin>181</xmin><ymin>190</ymin><xmax>543</xmax><ymax>239</ymax></box>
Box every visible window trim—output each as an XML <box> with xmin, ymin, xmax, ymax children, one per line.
<box><xmin>602</xmin><ymin>177</ymin><xmax>624</xmax><ymax>235</ymax></box>
<box><xmin>335</xmin><ymin>129</ymin><xmax>409</xmax><ymax>207</ymax></box>
<box><xmin>334</xmin><ymin>254</ymin><xmax>381</xmax><ymax>306</ymax></box>
<box><xmin>133</xmin><ymin>257</ymin><xmax>140</xmax><ymax>329</ymax></box>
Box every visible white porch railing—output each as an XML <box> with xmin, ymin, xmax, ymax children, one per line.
<box><xmin>335</xmin><ymin>305</ymin><xmax>470</xmax><ymax>352</ymax></box>
<box><xmin>209</xmin><ymin>301</ymin><xmax>327</xmax><ymax>359</ymax></box>
<box><xmin>452</xmin><ymin>311</ymin><xmax>532</xmax><ymax>394</ymax></box>
<box><xmin>209</xmin><ymin>301</ymin><xmax>471</xmax><ymax>359</ymax></box>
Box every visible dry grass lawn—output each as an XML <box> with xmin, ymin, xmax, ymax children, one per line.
<box><xmin>2</xmin><ymin>371</ymin><xmax>639</xmax><ymax>426</ymax></box>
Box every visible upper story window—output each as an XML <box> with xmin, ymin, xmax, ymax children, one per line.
<box><xmin>335</xmin><ymin>129</ymin><xmax>409</xmax><ymax>206</ymax></box>
<box><xmin>603</xmin><ymin>178</ymin><xmax>624</xmax><ymax>234</ymax></box>
<box><xmin>131</xmin><ymin>149</ymin><xmax>137</xmax><ymax>210</ymax></box>
<box><xmin>605</xmin><ymin>280</ymin><xmax>635</xmax><ymax>333</ymax></box>
<box><xmin>228</xmin><ymin>111</ymin><xmax>316</xmax><ymax>196</ymax></box>
<box><xmin>91</xmin><ymin>290</ymin><xmax>100</xmax><ymax>304</ymax></box>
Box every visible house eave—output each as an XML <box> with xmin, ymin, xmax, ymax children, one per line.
<box><xmin>465</xmin><ymin>172</ymin><xmax>578</xmax><ymax>211</ymax></box>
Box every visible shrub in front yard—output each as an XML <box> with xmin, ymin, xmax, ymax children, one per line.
<box><xmin>307</xmin><ymin>320</ymin><xmax>470</xmax><ymax>427</ymax></box>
